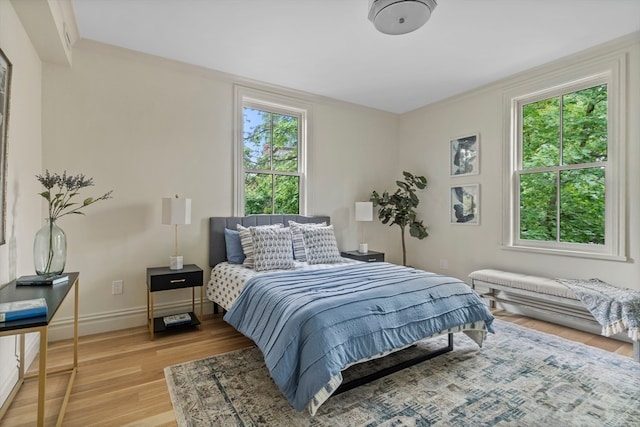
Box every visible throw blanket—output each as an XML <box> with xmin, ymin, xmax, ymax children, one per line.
<box><xmin>224</xmin><ymin>262</ymin><xmax>494</xmax><ymax>412</ymax></box>
<box><xmin>557</xmin><ymin>278</ymin><xmax>640</xmax><ymax>341</ymax></box>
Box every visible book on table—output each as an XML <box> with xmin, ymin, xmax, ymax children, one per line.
<box><xmin>0</xmin><ymin>298</ymin><xmax>48</xmax><ymax>322</ymax></box>
<box><xmin>163</xmin><ymin>313</ymin><xmax>192</xmax><ymax>327</ymax></box>
<box><xmin>16</xmin><ymin>274</ymin><xmax>69</xmax><ymax>286</ymax></box>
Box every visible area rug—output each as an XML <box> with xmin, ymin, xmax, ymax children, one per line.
<box><xmin>164</xmin><ymin>319</ymin><xmax>639</xmax><ymax>426</ymax></box>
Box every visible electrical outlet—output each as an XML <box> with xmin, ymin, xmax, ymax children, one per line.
<box><xmin>112</xmin><ymin>280</ymin><xmax>123</xmax><ymax>295</ymax></box>
<box><xmin>439</xmin><ymin>259</ymin><xmax>449</xmax><ymax>270</ymax></box>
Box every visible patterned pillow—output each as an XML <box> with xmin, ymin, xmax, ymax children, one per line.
<box><xmin>288</xmin><ymin>220</ymin><xmax>327</xmax><ymax>262</ymax></box>
<box><xmin>237</xmin><ymin>224</ymin><xmax>282</xmax><ymax>269</ymax></box>
<box><xmin>250</xmin><ymin>227</ymin><xmax>295</xmax><ymax>271</ymax></box>
<box><xmin>302</xmin><ymin>225</ymin><xmax>342</xmax><ymax>264</ymax></box>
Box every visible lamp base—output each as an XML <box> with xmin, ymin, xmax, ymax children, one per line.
<box><xmin>358</xmin><ymin>243</ymin><xmax>368</xmax><ymax>254</ymax></box>
<box><xmin>169</xmin><ymin>255</ymin><xmax>184</xmax><ymax>270</ymax></box>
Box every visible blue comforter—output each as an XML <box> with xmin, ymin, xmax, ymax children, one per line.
<box><xmin>224</xmin><ymin>262</ymin><xmax>494</xmax><ymax>412</ymax></box>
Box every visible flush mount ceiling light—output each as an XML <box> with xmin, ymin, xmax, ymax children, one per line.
<box><xmin>368</xmin><ymin>0</ymin><xmax>438</xmax><ymax>35</ymax></box>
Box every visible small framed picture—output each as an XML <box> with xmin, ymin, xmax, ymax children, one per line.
<box><xmin>450</xmin><ymin>133</ymin><xmax>479</xmax><ymax>176</ymax></box>
<box><xmin>450</xmin><ymin>184</ymin><xmax>479</xmax><ymax>225</ymax></box>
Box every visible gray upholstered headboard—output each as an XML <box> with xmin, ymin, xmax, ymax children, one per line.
<box><xmin>209</xmin><ymin>214</ymin><xmax>330</xmax><ymax>267</ymax></box>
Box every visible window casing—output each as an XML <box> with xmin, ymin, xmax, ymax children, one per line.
<box><xmin>503</xmin><ymin>55</ymin><xmax>626</xmax><ymax>260</ymax></box>
<box><xmin>234</xmin><ymin>86</ymin><xmax>309</xmax><ymax>216</ymax></box>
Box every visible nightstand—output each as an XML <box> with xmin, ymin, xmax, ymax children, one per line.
<box><xmin>341</xmin><ymin>250</ymin><xmax>385</xmax><ymax>263</ymax></box>
<box><xmin>146</xmin><ymin>264</ymin><xmax>203</xmax><ymax>340</ymax></box>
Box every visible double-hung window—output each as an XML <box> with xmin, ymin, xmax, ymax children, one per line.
<box><xmin>234</xmin><ymin>86</ymin><xmax>308</xmax><ymax>215</ymax></box>
<box><xmin>504</xmin><ymin>55</ymin><xmax>626</xmax><ymax>260</ymax></box>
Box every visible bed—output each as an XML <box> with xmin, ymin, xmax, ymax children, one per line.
<box><xmin>207</xmin><ymin>215</ymin><xmax>495</xmax><ymax>415</ymax></box>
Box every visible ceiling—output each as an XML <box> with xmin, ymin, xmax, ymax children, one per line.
<box><xmin>72</xmin><ymin>0</ymin><xmax>640</xmax><ymax>114</ymax></box>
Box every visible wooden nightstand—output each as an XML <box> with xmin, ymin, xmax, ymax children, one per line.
<box><xmin>341</xmin><ymin>250</ymin><xmax>385</xmax><ymax>263</ymax></box>
<box><xmin>146</xmin><ymin>264</ymin><xmax>203</xmax><ymax>340</ymax></box>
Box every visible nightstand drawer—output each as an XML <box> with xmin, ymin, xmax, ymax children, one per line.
<box><xmin>341</xmin><ymin>250</ymin><xmax>385</xmax><ymax>263</ymax></box>
<box><xmin>147</xmin><ymin>264</ymin><xmax>203</xmax><ymax>292</ymax></box>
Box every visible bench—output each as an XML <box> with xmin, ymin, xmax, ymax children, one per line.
<box><xmin>469</xmin><ymin>268</ymin><xmax>639</xmax><ymax>363</ymax></box>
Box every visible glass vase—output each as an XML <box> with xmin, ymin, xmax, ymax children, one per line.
<box><xmin>33</xmin><ymin>218</ymin><xmax>67</xmax><ymax>276</ymax></box>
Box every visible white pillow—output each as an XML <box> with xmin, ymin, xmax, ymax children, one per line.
<box><xmin>237</xmin><ymin>223</ymin><xmax>282</xmax><ymax>269</ymax></box>
<box><xmin>302</xmin><ymin>225</ymin><xmax>342</xmax><ymax>264</ymax></box>
<box><xmin>250</xmin><ymin>227</ymin><xmax>295</xmax><ymax>271</ymax></box>
<box><xmin>288</xmin><ymin>220</ymin><xmax>327</xmax><ymax>262</ymax></box>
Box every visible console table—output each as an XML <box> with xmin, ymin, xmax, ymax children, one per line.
<box><xmin>0</xmin><ymin>272</ymin><xmax>79</xmax><ymax>427</ymax></box>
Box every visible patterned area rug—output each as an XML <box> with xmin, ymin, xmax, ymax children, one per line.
<box><xmin>164</xmin><ymin>319</ymin><xmax>639</xmax><ymax>426</ymax></box>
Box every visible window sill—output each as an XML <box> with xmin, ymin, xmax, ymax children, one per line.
<box><xmin>501</xmin><ymin>244</ymin><xmax>627</xmax><ymax>262</ymax></box>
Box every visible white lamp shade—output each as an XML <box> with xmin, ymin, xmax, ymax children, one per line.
<box><xmin>355</xmin><ymin>202</ymin><xmax>373</xmax><ymax>222</ymax></box>
<box><xmin>162</xmin><ymin>197</ymin><xmax>192</xmax><ymax>225</ymax></box>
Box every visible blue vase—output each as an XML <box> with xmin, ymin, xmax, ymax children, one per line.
<box><xmin>33</xmin><ymin>218</ymin><xmax>67</xmax><ymax>276</ymax></box>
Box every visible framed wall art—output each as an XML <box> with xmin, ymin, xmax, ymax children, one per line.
<box><xmin>450</xmin><ymin>184</ymin><xmax>479</xmax><ymax>225</ymax></box>
<box><xmin>0</xmin><ymin>48</ymin><xmax>11</xmax><ymax>246</ymax></box>
<box><xmin>450</xmin><ymin>133</ymin><xmax>479</xmax><ymax>176</ymax></box>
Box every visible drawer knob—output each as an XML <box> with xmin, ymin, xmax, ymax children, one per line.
<box><xmin>170</xmin><ymin>279</ymin><xmax>186</xmax><ymax>284</ymax></box>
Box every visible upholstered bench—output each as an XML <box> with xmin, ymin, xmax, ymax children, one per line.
<box><xmin>469</xmin><ymin>268</ymin><xmax>639</xmax><ymax>363</ymax></box>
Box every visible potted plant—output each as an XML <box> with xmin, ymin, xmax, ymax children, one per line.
<box><xmin>370</xmin><ymin>171</ymin><xmax>428</xmax><ymax>266</ymax></box>
<box><xmin>34</xmin><ymin>170</ymin><xmax>112</xmax><ymax>276</ymax></box>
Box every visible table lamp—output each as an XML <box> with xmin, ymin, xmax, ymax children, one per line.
<box><xmin>355</xmin><ymin>202</ymin><xmax>373</xmax><ymax>253</ymax></box>
<box><xmin>162</xmin><ymin>195</ymin><xmax>191</xmax><ymax>270</ymax></box>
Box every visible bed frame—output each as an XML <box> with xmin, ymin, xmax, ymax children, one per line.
<box><xmin>208</xmin><ymin>214</ymin><xmax>454</xmax><ymax>400</ymax></box>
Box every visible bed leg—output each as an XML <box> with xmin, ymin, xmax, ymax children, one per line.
<box><xmin>214</xmin><ymin>303</ymin><xmax>219</xmax><ymax>315</ymax></box>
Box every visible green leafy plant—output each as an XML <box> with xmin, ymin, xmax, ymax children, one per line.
<box><xmin>370</xmin><ymin>171</ymin><xmax>428</xmax><ymax>266</ymax></box>
<box><xmin>36</xmin><ymin>170</ymin><xmax>113</xmax><ymax>221</ymax></box>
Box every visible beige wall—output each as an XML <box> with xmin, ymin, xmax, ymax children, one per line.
<box><xmin>41</xmin><ymin>40</ymin><xmax>400</xmax><ymax>338</ymax></box>
<box><xmin>0</xmin><ymin>0</ymin><xmax>43</xmax><ymax>287</ymax></box>
<box><xmin>397</xmin><ymin>34</ymin><xmax>640</xmax><ymax>291</ymax></box>
<box><xmin>13</xmin><ymin>18</ymin><xmax>640</xmax><ymax>341</ymax></box>
<box><xmin>0</xmin><ymin>0</ymin><xmax>44</xmax><ymax>407</ymax></box>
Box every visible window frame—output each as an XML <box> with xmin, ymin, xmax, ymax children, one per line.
<box><xmin>234</xmin><ymin>85</ymin><xmax>309</xmax><ymax>216</ymax></box>
<box><xmin>502</xmin><ymin>54</ymin><xmax>626</xmax><ymax>260</ymax></box>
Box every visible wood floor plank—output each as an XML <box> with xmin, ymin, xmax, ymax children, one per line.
<box><xmin>0</xmin><ymin>312</ymin><xmax>632</xmax><ymax>426</ymax></box>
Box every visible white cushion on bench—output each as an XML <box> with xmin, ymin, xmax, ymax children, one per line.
<box><xmin>469</xmin><ymin>269</ymin><xmax>578</xmax><ymax>300</ymax></box>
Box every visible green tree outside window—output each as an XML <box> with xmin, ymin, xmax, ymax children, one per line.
<box><xmin>519</xmin><ymin>84</ymin><xmax>607</xmax><ymax>245</ymax></box>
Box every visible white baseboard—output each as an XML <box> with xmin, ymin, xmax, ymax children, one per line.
<box><xmin>0</xmin><ymin>337</ymin><xmax>19</xmax><ymax>408</ymax></box>
<box><xmin>48</xmin><ymin>299</ymin><xmax>213</xmax><ymax>342</ymax></box>
<box><xmin>0</xmin><ymin>333</ymin><xmax>40</xmax><ymax>409</ymax></box>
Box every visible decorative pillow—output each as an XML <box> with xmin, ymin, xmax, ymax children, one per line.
<box><xmin>224</xmin><ymin>228</ymin><xmax>245</xmax><ymax>264</ymax></box>
<box><xmin>302</xmin><ymin>225</ymin><xmax>342</xmax><ymax>264</ymax></box>
<box><xmin>250</xmin><ymin>227</ymin><xmax>295</xmax><ymax>271</ymax></box>
<box><xmin>288</xmin><ymin>220</ymin><xmax>327</xmax><ymax>262</ymax></box>
<box><xmin>237</xmin><ymin>223</ymin><xmax>282</xmax><ymax>269</ymax></box>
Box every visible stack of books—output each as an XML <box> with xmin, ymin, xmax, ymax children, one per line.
<box><xmin>163</xmin><ymin>313</ymin><xmax>192</xmax><ymax>327</ymax></box>
<box><xmin>0</xmin><ymin>298</ymin><xmax>48</xmax><ymax>322</ymax></box>
<box><xmin>16</xmin><ymin>274</ymin><xmax>68</xmax><ymax>286</ymax></box>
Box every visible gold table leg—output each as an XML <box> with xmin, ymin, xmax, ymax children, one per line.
<box><xmin>149</xmin><ymin>290</ymin><xmax>154</xmax><ymax>340</ymax></box>
<box><xmin>0</xmin><ymin>275</ymin><xmax>80</xmax><ymax>426</ymax></box>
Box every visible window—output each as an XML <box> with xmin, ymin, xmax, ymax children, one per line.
<box><xmin>234</xmin><ymin>86</ymin><xmax>309</xmax><ymax>215</ymax></box>
<box><xmin>504</xmin><ymin>55</ymin><xmax>625</xmax><ymax>260</ymax></box>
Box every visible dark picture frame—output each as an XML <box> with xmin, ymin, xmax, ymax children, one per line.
<box><xmin>0</xmin><ymin>48</ymin><xmax>11</xmax><ymax>246</ymax></box>
<box><xmin>450</xmin><ymin>184</ymin><xmax>480</xmax><ymax>225</ymax></box>
<box><xmin>450</xmin><ymin>133</ymin><xmax>479</xmax><ymax>176</ymax></box>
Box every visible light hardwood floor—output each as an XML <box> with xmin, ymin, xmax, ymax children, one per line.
<box><xmin>0</xmin><ymin>311</ymin><xmax>633</xmax><ymax>427</ymax></box>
